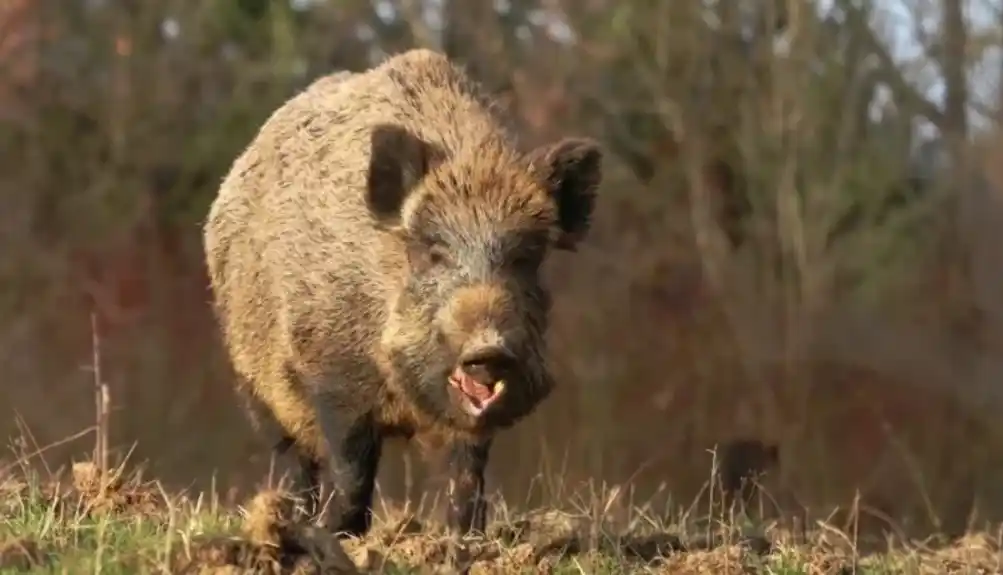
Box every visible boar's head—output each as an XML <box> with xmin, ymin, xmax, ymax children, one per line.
<box><xmin>368</xmin><ymin>125</ymin><xmax>603</xmax><ymax>431</ymax></box>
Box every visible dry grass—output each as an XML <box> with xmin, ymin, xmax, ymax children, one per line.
<box><xmin>1</xmin><ymin>457</ymin><xmax>1003</xmax><ymax>573</ymax></box>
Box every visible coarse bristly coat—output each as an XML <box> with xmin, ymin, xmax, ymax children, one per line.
<box><xmin>203</xmin><ymin>48</ymin><xmax>604</xmax><ymax>537</ymax></box>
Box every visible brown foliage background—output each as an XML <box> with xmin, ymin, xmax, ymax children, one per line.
<box><xmin>3</xmin><ymin>0</ymin><xmax>1003</xmax><ymax>537</ymax></box>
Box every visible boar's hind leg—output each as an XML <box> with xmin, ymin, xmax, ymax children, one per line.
<box><xmin>313</xmin><ymin>400</ymin><xmax>383</xmax><ymax>537</ymax></box>
<box><xmin>236</xmin><ymin>384</ymin><xmax>322</xmax><ymax>518</ymax></box>
<box><xmin>274</xmin><ymin>437</ymin><xmax>322</xmax><ymax>520</ymax></box>
<box><xmin>447</xmin><ymin>438</ymin><xmax>493</xmax><ymax>535</ymax></box>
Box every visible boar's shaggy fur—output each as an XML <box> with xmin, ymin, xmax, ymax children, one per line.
<box><xmin>203</xmin><ymin>49</ymin><xmax>603</xmax><ymax>537</ymax></box>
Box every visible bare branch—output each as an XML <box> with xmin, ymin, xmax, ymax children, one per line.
<box><xmin>840</xmin><ymin>0</ymin><xmax>946</xmax><ymax>127</ymax></box>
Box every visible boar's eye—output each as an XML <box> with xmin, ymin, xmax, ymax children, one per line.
<box><xmin>427</xmin><ymin>243</ymin><xmax>451</xmax><ymax>267</ymax></box>
<box><xmin>406</xmin><ymin>238</ymin><xmax>452</xmax><ymax>273</ymax></box>
<box><xmin>508</xmin><ymin>244</ymin><xmax>545</xmax><ymax>273</ymax></box>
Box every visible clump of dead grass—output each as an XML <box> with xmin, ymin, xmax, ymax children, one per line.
<box><xmin>1</xmin><ymin>458</ymin><xmax>165</xmax><ymax>520</ymax></box>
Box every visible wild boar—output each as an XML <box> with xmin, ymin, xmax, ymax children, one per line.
<box><xmin>203</xmin><ymin>49</ymin><xmax>603</xmax><ymax>537</ymax></box>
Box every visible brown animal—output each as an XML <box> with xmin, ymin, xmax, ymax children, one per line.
<box><xmin>718</xmin><ymin>439</ymin><xmax>779</xmax><ymax>512</ymax></box>
<box><xmin>203</xmin><ymin>49</ymin><xmax>603</xmax><ymax>537</ymax></box>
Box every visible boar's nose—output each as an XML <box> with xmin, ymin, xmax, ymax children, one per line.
<box><xmin>458</xmin><ymin>345</ymin><xmax>517</xmax><ymax>385</ymax></box>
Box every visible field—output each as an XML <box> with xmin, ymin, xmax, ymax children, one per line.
<box><xmin>2</xmin><ymin>457</ymin><xmax>1002</xmax><ymax>574</ymax></box>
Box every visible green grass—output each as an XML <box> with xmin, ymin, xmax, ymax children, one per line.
<box><xmin>2</xmin><ymin>462</ymin><xmax>1003</xmax><ymax>573</ymax></box>
<box><xmin>1</xmin><ymin>467</ymin><xmax>239</xmax><ymax>573</ymax></box>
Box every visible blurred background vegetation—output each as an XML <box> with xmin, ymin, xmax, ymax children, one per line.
<box><xmin>3</xmin><ymin>0</ymin><xmax>1003</xmax><ymax>537</ymax></box>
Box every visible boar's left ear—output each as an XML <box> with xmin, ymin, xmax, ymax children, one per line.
<box><xmin>366</xmin><ymin>124</ymin><xmax>439</xmax><ymax>225</ymax></box>
<box><xmin>526</xmin><ymin>137</ymin><xmax>603</xmax><ymax>251</ymax></box>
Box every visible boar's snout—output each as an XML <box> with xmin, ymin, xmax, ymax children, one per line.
<box><xmin>457</xmin><ymin>340</ymin><xmax>517</xmax><ymax>385</ymax></box>
<box><xmin>448</xmin><ymin>335</ymin><xmax>518</xmax><ymax>418</ymax></box>
<box><xmin>439</xmin><ymin>283</ymin><xmax>538</xmax><ymax>418</ymax></box>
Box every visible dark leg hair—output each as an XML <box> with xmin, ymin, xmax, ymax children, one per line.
<box><xmin>446</xmin><ymin>438</ymin><xmax>492</xmax><ymax>535</ymax></box>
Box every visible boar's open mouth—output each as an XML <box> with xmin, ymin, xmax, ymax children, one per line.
<box><xmin>448</xmin><ymin>367</ymin><xmax>506</xmax><ymax>417</ymax></box>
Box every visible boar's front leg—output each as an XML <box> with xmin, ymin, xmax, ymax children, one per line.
<box><xmin>447</xmin><ymin>438</ymin><xmax>492</xmax><ymax>535</ymax></box>
<box><xmin>312</xmin><ymin>396</ymin><xmax>383</xmax><ymax>537</ymax></box>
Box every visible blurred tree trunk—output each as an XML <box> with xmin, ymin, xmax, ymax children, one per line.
<box><xmin>441</xmin><ymin>0</ymin><xmax>519</xmax><ymax>95</ymax></box>
<box><xmin>937</xmin><ymin>0</ymin><xmax>978</xmax><ymax>342</ymax></box>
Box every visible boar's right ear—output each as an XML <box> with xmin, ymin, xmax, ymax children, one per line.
<box><xmin>366</xmin><ymin>124</ymin><xmax>437</xmax><ymax>225</ymax></box>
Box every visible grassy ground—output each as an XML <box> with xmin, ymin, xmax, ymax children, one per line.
<box><xmin>1</xmin><ymin>460</ymin><xmax>1002</xmax><ymax>573</ymax></box>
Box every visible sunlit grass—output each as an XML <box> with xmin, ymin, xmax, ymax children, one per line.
<box><xmin>1</xmin><ymin>458</ymin><xmax>1002</xmax><ymax>573</ymax></box>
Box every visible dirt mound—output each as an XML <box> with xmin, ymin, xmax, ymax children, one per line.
<box><xmin>482</xmin><ymin>509</ymin><xmax>771</xmax><ymax>571</ymax></box>
<box><xmin>173</xmin><ymin>489</ymin><xmax>359</xmax><ymax>574</ymax></box>
<box><xmin>68</xmin><ymin>461</ymin><xmax>165</xmax><ymax>515</ymax></box>
<box><xmin>347</xmin><ymin>508</ymin><xmax>772</xmax><ymax>573</ymax></box>
<box><xmin>921</xmin><ymin>533</ymin><xmax>1003</xmax><ymax>574</ymax></box>
<box><xmin>171</xmin><ymin>491</ymin><xmax>774</xmax><ymax>573</ymax></box>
